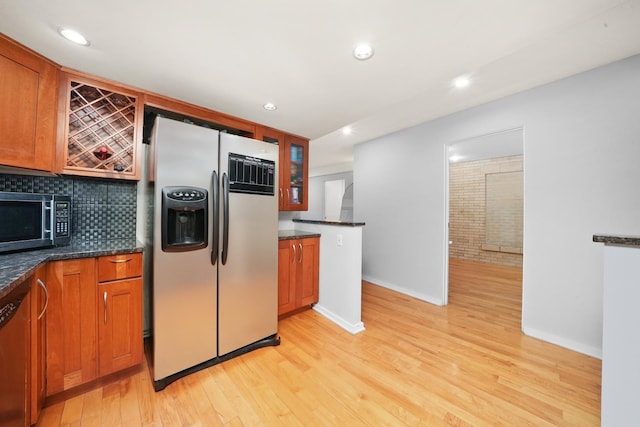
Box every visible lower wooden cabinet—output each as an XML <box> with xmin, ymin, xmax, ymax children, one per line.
<box><xmin>30</xmin><ymin>265</ymin><xmax>48</xmax><ymax>425</ymax></box>
<box><xmin>45</xmin><ymin>253</ymin><xmax>143</xmax><ymax>397</ymax></box>
<box><xmin>46</xmin><ymin>258</ymin><xmax>98</xmax><ymax>395</ymax></box>
<box><xmin>278</xmin><ymin>237</ymin><xmax>320</xmax><ymax>316</ymax></box>
<box><xmin>97</xmin><ymin>253</ymin><xmax>143</xmax><ymax>377</ymax></box>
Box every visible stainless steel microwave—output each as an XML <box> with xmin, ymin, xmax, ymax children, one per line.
<box><xmin>0</xmin><ymin>192</ymin><xmax>71</xmax><ymax>253</ymax></box>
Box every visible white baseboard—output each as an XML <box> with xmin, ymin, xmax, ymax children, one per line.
<box><xmin>313</xmin><ymin>304</ymin><xmax>365</xmax><ymax>334</ymax></box>
<box><xmin>522</xmin><ymin>326</ymin><xmax>602</xmax><ymax>359</ymax></box>
<box><xmin>362</xmin><ymin>275</ymin><xmax>444</xmax><ymax>306</ymax></box>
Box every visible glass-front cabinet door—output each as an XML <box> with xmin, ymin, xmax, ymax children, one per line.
<box><xmin>283</xmin><ymin>135</ymin><xmax>308</xmax><ymax>211</ymax></box>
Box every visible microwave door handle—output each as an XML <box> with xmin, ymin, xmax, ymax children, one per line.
<box><xmin>43</xmin><ymin>200</ymin><xmax>53</xmax><ymax>240</ymax></box>
<box><xmin>221</xmin><ymin>173</ymin><xmax>229</xmax><ymax>265</ymax></box>
<box><xmin>211</xmin><ymin>171</ymin><xmax>219</xmax><ymax>266</ymax></box>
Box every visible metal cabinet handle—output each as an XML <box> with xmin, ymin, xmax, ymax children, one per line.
<box><xmin>286</xmin><ymin>188</ymin><xmax>290</xmax><ymax>203</ymax></box>
<box><xmin>109</xmin><ymin>258</ymin><xmax>132</xmax><ymax>263</ymax></box>
<box><xmin>279</xmin><ymin>188</ymin><xmax>283</xmax><ymax>201</ymax></box>
<box><xmin>291</xmin><ymin>244</ymin><xmax>297</xmax><ymax>263</ymax></box>
<box><xmin>103</xmin><ymin>291</ymin><xmax>108</xmax><ymax>325</ymax></box>
<box><xmin>36</xmin><ymin>279</ymin><xmax>49</xmax><ymax>320</ymax></box>
<box><xmin>298</xmin><ymin>243</ymin><xmax>303</xmax><ymax>263</ymax></box>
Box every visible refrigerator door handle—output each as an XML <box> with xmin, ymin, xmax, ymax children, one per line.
<box><xmin>221</xmin><ymin>172</ymin><xmax>230</xmax><ymax>265</ymax></box>
<box><xmin>211</xmin><ymin>171</ymin><xmax>219</xmax><ymax>265</ymax></box>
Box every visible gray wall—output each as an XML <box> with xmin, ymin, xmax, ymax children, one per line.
<box><xmin>354</xmin><ymin>54</ymin><xmax>640</xmax><ymax>357</ymax></box>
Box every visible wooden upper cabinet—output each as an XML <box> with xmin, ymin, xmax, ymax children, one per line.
<box><xmin>57</xmin><ymin>71</ymin><xmax>144</xmax><ymax>180</ymax></box>
<box><xmin>0</xmin><ymin>34</ymin><xmax>58</xmax><ymax>171</ymax></box>
<box><xmin>256</xmin><ymin>126</ymin><xmax>309</xmax><ymax>211</ymax></box>
<box><xmin>282</xmin><ymin>134</ymin><xmax>309</xmax><ymax>211</ymax></box>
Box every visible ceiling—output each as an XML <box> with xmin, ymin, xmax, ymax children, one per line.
<box><xmin>2</xmin><ymin>1</ymin><xmax>640</xmax><ymax>175</ymax></box>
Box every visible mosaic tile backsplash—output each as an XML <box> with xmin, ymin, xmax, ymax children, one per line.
<box><xmin>0</xmin><ymin>173</ymin><xmax>137</xmax><ymax>242</ymax></box>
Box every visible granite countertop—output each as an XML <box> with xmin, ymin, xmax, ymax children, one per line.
<box><xmin>0</xmin><ymin>239</ymin><xmax>143</xmax><ymax>299</ymax></box>
<box><xmin>293</xmin><ymin>219</ymin><xmax>366</xmax><ymax>227</ymax></box>
<box><xmin>593</xmin><ymin>234</ymin><xmax>640</xmax><ymax>247</ymax></box>
<box><xmin>278</xmin><ymin>230</ymin><xmax>321</xmax><ymax>240</ymax></box>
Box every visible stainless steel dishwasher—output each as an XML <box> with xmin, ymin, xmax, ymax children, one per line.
<box><xmin>0</xmin><ymin>278</ymin><xmax>30</xmax><ymax>426</ymax></box>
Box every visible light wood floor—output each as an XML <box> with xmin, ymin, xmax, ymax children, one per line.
<box><xmin>37</xmin><ymin>259</ymin><xmax>601</xmax><ymax>426</ymax></box>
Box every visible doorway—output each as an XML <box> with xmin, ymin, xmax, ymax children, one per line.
<box><xmin>444</xmin><ymin>128</ymin><xmax>524</xmax><ymax>309</ymax></box>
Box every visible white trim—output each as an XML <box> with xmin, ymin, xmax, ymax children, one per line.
<box><xmin>362</xmin><ymin>276</ymin><xmax>444</xmax><ymax>306</ymax></box>
<box><xmin>522</xmin><ymin>326</ymin><xmax>602</xmax><ymax>359</ymax></box>
<box><xmin>313</xmin><ymin>304</ymin><xmax>365</xmax><ymax>334</ymax></box>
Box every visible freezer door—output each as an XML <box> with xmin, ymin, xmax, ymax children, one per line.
<box><xmin>218</xmin><ymin>133</ymin><xmax>279</xmax><ymax>356</ymax></box>
<box><xmin>152</xmin><ymin>117</ymin><xmax>219</xmax><ymax>380</ymax></box>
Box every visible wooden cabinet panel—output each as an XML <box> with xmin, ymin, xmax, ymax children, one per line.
<box><xmin>97</xmin><ymin>252</ymin><xmax>142</xmax><ymax>282</ymax></box>
<box><xmin>0</xmin><ymin>276</ymin><xmax>30</xmax><ymax>427</ymax></box>
<box><xmin>46</xmin><ymin>258</ymin><xmax>97</xmax><ymax>395</ymax></box>
<box><xmin>98</xmin><ymin>278</ymin><xmax>143</xmax><ymax>376</ymax></box>
<box><xmin>29</xmin><ymin>265</ymin><xmax>48</xmax><ymax>424</ymax></box>
<box><xmin>298</xmin><ymin>238</ymin><xmax>320</xmax><ymax>307</ymax></box>
<box><xmin>278</xmin><ymin>237</ymin><xmax>319</xmax><ymax>317</ymax></box>
<box><xmin>278</xmin><ymin>240</ymin><xmax>297</xmax><ymax>315</ymax></box>
<box><xmin>0</xmin><ymin>34</ymin><xmax>57</xmax><ymax>171</ymax></box>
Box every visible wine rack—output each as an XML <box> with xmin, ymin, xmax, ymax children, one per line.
<box><xmin>62</xmin><ymin>76</ymin><xmax>141</xmax><ymax>179</ymax></box>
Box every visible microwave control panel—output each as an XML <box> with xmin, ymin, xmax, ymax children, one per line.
<box><xmin>54</xmin><ymin>198</ymin><xmax>71</xmax><ymax>239</ymax></box>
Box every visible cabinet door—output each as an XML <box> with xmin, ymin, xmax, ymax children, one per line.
<box><xmin>298</xmin><ymin>237</ymin><xmax>320</xmax><ymax>307</ymax></box>
<box><xmin>59</xmin><ymin>72</ymin><xmax>143</xmax><ymax>180</ymax></box>
<box><xmin>278</xmin><ymin>240</ymin><xmax>297</xmax><ymax>316</ymax></box>
<box><xmin>46</xmin><ymin>258</ymin><xmax>97</xmax><ymax>395</ymax></box>
<box><xmin>0</xmin><ymin>35</ymin><xmax>57</xmax><ymax>171</ymax></box>
<box><xmin>282</xmin><ymin>135</ymin><xmax>309</xmax><ymax>211</ymax></box>
<box><xmin>98</xmin><ymin>278</ymin><xmax>143</xmax><ymax>376</ymax></box>
<box><xmin>30</xmin><ymin>265</ymin><xmax>48</xmax><ymax>424</ymax></box>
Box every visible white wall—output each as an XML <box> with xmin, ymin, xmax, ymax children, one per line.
<box><xmin>354</xmin><ymin>54</ymin><xmax>640</xmax><ymax>357</ymax></box>
<box><xmin>301</xmin><ymin>171</ymin><xmax>353</xmax><ymax>220</ymax></box>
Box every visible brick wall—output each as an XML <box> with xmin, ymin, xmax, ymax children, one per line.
<box><xmin>449</xmin><ymin>155</ymin><xmax>523</xmax><ymax>268</ymax></box>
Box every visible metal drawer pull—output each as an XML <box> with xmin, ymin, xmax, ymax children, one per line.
<box><xmin>292</xmin><ymin>244</ymin><xmax>297</xmax><ymax>263</ymax></box>
<box><xmin>36</xmin><ymin>279</ymin><xmax>49</xmax><ymax>320</ymax></box>
<box><xmin>104</xmin><ymin>292</ymin><xmax>108</xmax><ymax>325</ymax></box>
<box><xmin>109</xmin><ymin>258</ymin><xmax>132</xmax><ymax>263</ymax></box>
<box><xmin>298</xmin><ymin>243</ymin><xmax>303</xmax><ymax>263</ymax></box>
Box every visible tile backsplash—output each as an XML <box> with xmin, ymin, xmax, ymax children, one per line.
<box><xmin>0</xmin><ymin>173</ymin><xmax>137</xmax><ymax>242</ymax></box>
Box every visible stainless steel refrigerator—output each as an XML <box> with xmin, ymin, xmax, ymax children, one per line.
<box><xmin>150</xmin><ymin>116</ymin><xmax>279</xmax><ymax>391</ymax></box>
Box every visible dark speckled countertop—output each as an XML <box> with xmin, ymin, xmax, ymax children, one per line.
<box><xmin>293</xmin><ymin>219</ymin><xmax>365</xmax><ymax>227</ymax></box>
<box><xmin>0</xmin><ymin>239</ymin><xmax>143</xmax><ymax>299</ymax></box>
<box><xmin>593</xmin><ymin>234</ymin><xmax>640</xmax><ymax>247</ymax></box>
<box><xmin>278</xmin><ymin>230</ymin><xmax>321</xmax><ymax>240</ymax></box>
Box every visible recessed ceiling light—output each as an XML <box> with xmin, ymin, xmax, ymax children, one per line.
<box><xmin>263</xmin><ymin>102</ymin><xmax>277</xmax><ymax>111</ymax></box>
<box><xmin>353</xmin><ymin>43</ymin><xmax>374</xmax><ymax>61</ymax></box>
<box><xmin>58</xmin><ymin>27</ymin><xmax>90</xmax><ymax>46</ymax></box>
<box><xmin>453</xmin><ymin>76</ymin><xmax>471</xmax><ymax>89</ymax></box>
<box><xmin>342</xmin><ymin>126</ymin><xmax>352</xmax><ymax>135</ymax></box>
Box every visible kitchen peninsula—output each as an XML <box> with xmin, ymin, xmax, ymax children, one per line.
<box><xmin>291</xmin><ymin>219</ymin><xmax>366</xmax><ymax>334</ymax></box>
<box><xmin>593</xmin><ymin>234</ymin><xmax>640</xmax><ymax>427</ymax></box>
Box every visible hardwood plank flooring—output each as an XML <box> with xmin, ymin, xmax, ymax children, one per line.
<box><xmin>37</xmin><ymin>259</ymin><xmax>601</xmax><ymax>426</ymax></box>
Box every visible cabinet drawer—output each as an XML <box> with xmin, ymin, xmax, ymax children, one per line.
<box><xmin>97</xmin><ymin>253</ymin><xmax>142</xmax><ymax>282</ymax></box>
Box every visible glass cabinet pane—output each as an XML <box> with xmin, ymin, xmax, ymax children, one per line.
<box><xmin>289</xmin><ymin>143</ymin><xmax>304</xmax><ymax>205</ymax></box>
